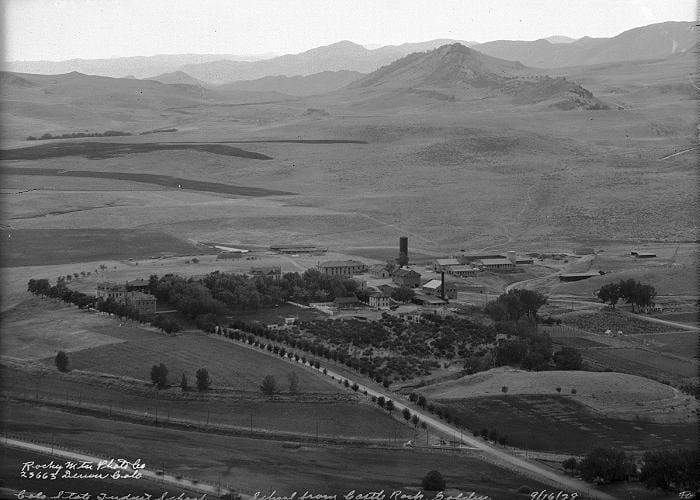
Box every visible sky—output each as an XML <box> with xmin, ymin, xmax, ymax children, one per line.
<box><xmin>3</xmin><ymin>0</ymin><xmax>696</xmax><ymax>62</ymax></box>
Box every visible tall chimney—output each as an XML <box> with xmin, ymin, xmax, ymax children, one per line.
<box><xmin>441</xmin><ymin>271</ymin><xmax>445</xmax><ymax>301</ymax></box>
<box><xmin>399</xmin><ymin>237</ymin><xmax>409</xmax><ymax>266</ymax></box>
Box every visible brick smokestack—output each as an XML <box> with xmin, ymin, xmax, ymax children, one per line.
<box><xmin>441</xmin><ymin>271</ymin><xmax>445</xmax><ymax>300</ymax></box>
<box><xmin>398</xmin><ymin>237</ymin><xmax>408</xmax><ymax>266</ymax></box>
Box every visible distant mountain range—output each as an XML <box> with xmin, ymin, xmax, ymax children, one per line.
<box><xmin>4</xmin><ymin>21</ymin><xmax>693</xmax><ymax>86</ymax></box>
<box><xmin>474</xmin><ymin>21</ymin><xmax>695</xmax><ymax>68</ymax></box>
<box><xmin>2</xmin><ymin>53</ymin><xmax>276</xmax><ymax>80</ymax></box>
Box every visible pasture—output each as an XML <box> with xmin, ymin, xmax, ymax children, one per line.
<box><xmin>1</xmin><ymin>365</ymin><xmax>411</xmax><ymax>440</ymax></box>
<box><xmin>3</xmin><ymin>402</ymin><xmax>551</xmax><ymax>499</ymax></box>
<box><xmin>432</xmin><ymin>395</ymin><xmax>696</xmax><ymax>454</ymax></box>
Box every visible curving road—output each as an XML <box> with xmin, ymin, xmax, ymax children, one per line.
<box><xmin>215</xmin><ymin>334</ymin><xmax>617</xmax><ymax>500</ymax></box>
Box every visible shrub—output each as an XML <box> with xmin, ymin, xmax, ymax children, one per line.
<box><xmin>422</xmin><ymin>470</ymin><xmax>446</xmax><ymax>491</ymax></box>
<box><xmin>55</xmin><ymin>351</ymin><xmax>69</xmax><ymax>372</ymax></box>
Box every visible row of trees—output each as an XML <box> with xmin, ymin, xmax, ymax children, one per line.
<box><xmin>27</xmin><ymin>130</ymin><xmax>131</xmax><ymax>141</ymax></box>
<box><xmin>597</xmin><ymin>279</ymin><xmax>657</xmax><ymax>311</ymax></box>
<box><xmin>563</xmin><ymin>447</ymin><xmax>697</xmax><ymax>492</ymax></box>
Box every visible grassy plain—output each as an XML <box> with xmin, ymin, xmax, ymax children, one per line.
<box><xmin>2</xmin><ymin>402</ymin><xmax>551</xmax><ymax>499</ymax></box>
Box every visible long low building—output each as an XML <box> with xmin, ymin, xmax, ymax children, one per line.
<box><xmin>318</xmin><ymin>260</ymin><xmax>367</xmax><ymax>276</ymax></box>
<box><xmin>476</xmin><ymin>258</ymin><xmax>514</xmax><ymax>270</ymax></box>
<box><xmin>559</xmin><ymin>271</ymin><xmax>602</xmax><ymax>282</ymax></box>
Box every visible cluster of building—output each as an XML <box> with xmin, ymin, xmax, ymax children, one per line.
<box><xmin>95</xmin><ymin>279</ymin><xmax>157</xmax><ymax>315</ymax></box>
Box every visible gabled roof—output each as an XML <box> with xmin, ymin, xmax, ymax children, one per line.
<box><xmin>435</xmin><ymin>258</ymin><xmax>460</xmax><ymax>266</ymax></box>
<box><xmin>393</xmin><ymin>268</ymin><xmax>421</xmax><ymax>277</ymax></box>
<box><xmin>422</xmin><ymin>279</ymin><xmax>442</xmax><ymax>289</ymax></box>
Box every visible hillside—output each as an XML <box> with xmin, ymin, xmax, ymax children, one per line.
<box><xmin>474</xmin><ymin>21</ymin><xmax>695</xmax><ymax>68</ymax></box>
<box><xmin>217</xmin><ymin>70</ymin><xmax>364</xmax><ymax>96</ymax></box>
<box><xmin>420</xmin><ymin>367</ymin><xmax>696</xmax><ymax>423</ymax></box>
<box><xmin>180</xmin><ymin>39</ymin><xmax>479</xmax><ymax>84</ymax></box>
<box><xmin>148</xmin><ymin>70</ymin><xmax>208</xmax><ymax>86</ymax></box>
<box><xmin>347</xmin><ymin>43</ymin><xmax>607</xmax><ymax>109</ymax></box>
<box><xmin>0</xmin><ymin>71</ymin><xmax>216</xmax><ymax>138</ymax></box>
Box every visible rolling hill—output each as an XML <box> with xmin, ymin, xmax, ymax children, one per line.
<box><xmin>216</xmin><ymin>70</ymin><xmax>364</xmax><ymax>96</ymax></box>
<box><xmin>346</xmin><ymin>43</ymin><xmax>607</xmax><ymax>109</ymax></box>
<box><xmin>474</xmin><ymin>21</ymin><xmax>695</xmax><ymax>68</ymax></box>
<box><xmin>179</xmin><ymin>39</ymin><xmax>479</xmax><ymax>84</ymax></box>
<box><xmin>148</xmin><ymin>70</ymin><xmax>208</xmax><ymax>87</ymax></box>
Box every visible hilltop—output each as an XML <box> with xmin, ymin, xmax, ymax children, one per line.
<box><xmin>347</xmin><ymin>43</ymin><xmax>607</xmax><ymax>109</ymax></box>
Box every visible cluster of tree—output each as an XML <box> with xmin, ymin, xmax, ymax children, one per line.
<box><xmin>139</xmin><ymin>128</ymin><xmax>177</xmax><ymax>135</ymax></box>
<box><xmin>494</xmin><ymin>324</ymin><xmax>554</xmax><ymax>371</ymax></box>
<box><xmin>597</xmin><ymin>279</ymin><xmax>657</xmax><ymax>311</ymax></box>
<box><xmin>26</xmin><ymin>130</ymin><xmax>131</xmax><ymax>141</ymax></box>
<box><xmin>152</xmin><ymin>364</ymin><xmax>211</xmax><ymax>391</ymax></box>
<box><xmin>561</xmin><ymin>448</ymin><xmax>700</xmax><ymax>491</ymax></box>
<box><xmin>475</xmin><ymin>427</ymin><xmax>509</xmax><ymax>446</ymax></box>
<box><xmin>146</xmin><ymin>269</ymin><xmax>361</xmax><ymax>324</ymax></box>
<box><xmin>563</xmin><ymin>447</ymin><xmax>698</xmax><ymax>492</ymax></box>
<box><xmin>485</xmin><ymin>289</ymin><xmax>548</xmax><ymax>323</ymax></box>
<box><xmin>639</xmin><ymin>449</ymin><xmax>697</xmax><ymax>492</ymax></box>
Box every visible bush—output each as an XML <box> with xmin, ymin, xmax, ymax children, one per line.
<box><xmin>260</xmin><ymin>375</ymin><xmax>278</xmax><ymax>396</ymax></box>
<box><xmin>196</xmin><ymin>368</ymin><xmax>211</xmax><ymax>391</ymax></box>
<box><xmin>55</xmin><ymin>351</ymin><xmax>69</xmax><ymax>372</ymax></box>
<box><xmin>422</xmin><ymin>470</ymin><xmax>446</xmax><ymax>491</ymax></box>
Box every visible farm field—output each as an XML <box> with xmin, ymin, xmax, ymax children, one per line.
<box><xmin>2</xmin><ymin>402</ymin><xmax>552</xmax><ymax>499</ymax></box>
<box><xmin>432</xmin><ymin>395</ymin><xmax>696</xmax><ymax>454</ymax></box>
<box><xmin>558</xmin><ymin>309</ymin><xmax>671</xmax><ymax>335</ymax></box>
<box><xmin>39</xmin><ymin>322</ymin><xmax>343</xmax><ymax>394</ymax></box>
<box><xmin>633</xmin><ymin>330</ymin><xmax>698</xmax><ymax>358</ymax></box>
<box><xmin>1</xmin><ymin>365</ymin><xmax>412</xmax><ymax>440</ymax></box>
<box><xmin>417</xmin><ymin>367</ymin><xmax>697</xmax><ymax>423</ymax></box>
<box><xmin>0</xmin><ymin>228</ymin><xmax>203</xmax><ymax>267</ymax></box>
<box><xmin>582</xmin><ymin>347</ymin><xmax>697</xmax><ymax>379</ymax></box>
